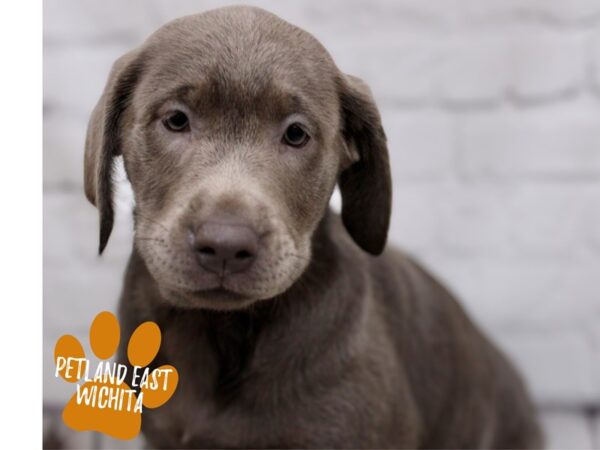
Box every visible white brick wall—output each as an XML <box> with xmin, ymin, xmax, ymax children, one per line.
<box><xmin>511</xmin><ymin>29</ymin><xmax>586</xmax><ymax>101</ymax></box>
<box><xmin>459</xmin><ymin>107</ymin><xmax>600</xmax><ymax>179</ymax></box>
<box><xmin>44</xmin><ymin>1</ymin><xmax>600</xmax><ymax>447</ymax></box>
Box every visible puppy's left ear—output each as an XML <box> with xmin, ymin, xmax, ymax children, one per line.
<box><xmin>84</xmin><ymin>49</ymin><xmax>143</xmax><ymax>254</ymax></box>
<box><xmin>337</xmin><ymin>74</ymin><xmax>392</xmax><ymax>255</ymax></box>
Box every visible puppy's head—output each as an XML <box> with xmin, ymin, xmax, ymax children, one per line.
<box><xmin>84</xmin><ymin>6</ymin><xmax>391</xmax><ymax>310</ymax></box>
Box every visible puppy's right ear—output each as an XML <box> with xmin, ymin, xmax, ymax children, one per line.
<box><xmin>84</xmin><ymin>50</ymin><xmax>143</xmax><ymax>254</ymax></box>
<box><xmin>337</xmin><ymin>74</ymin><xmax>392</xmax><ymax>255</ymax></box>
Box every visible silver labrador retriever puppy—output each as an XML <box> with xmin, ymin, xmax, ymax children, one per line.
<box><xmin>84</xmin><ymin>6</ymin><xmax>542</xmax><ymax>449</ymax></box>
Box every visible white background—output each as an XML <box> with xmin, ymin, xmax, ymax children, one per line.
<box><xmin>43</xmin><ymin>1</ymin><xmax>600</xmax><ymax>448</ymax></box>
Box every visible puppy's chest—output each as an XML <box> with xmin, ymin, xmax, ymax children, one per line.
<box><xmin>144</xmin><ymin>350</ymin><xmax>288</xmax><ymax>448</ymax></box>
<box><xmin>146</xmin><ymin>368</ymin><xmax>353</xmax><ymax>449</ymax></box>
<box><xmin>142</xmin><ymin>314</ymin><xmax>404</xmax><ymax>448</ymax></box>
<box><xmin>144</xmin><ymin>316</ymin><xmax>276</xmax><ymax>446</ymax></box>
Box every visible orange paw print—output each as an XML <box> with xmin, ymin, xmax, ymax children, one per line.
<box><xmin>54</xmin><ymin>311</ymin><xmax>178</xmax><ymax>440</ymax></box>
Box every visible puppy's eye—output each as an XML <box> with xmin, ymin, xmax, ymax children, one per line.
<box><xmin>163</xmin><ymin>111</ymin><xmax>189</xmax><ymax>132</ymax></box>
<box><xmin>283</xmin><ymin>123</ymin><xmax>310</xmax><ymax>147</ymax></box>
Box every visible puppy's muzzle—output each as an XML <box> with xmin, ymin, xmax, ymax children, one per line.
<box><xmin>190</xmin><ymin>220</ymin><xmax>259</xmax><ymax>276</ymax></box>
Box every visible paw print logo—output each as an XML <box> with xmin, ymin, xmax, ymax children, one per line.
<box><xmin>54</xmin><ymin>311</ymin><xmax>179</xmax><ymax>440</ymax></box>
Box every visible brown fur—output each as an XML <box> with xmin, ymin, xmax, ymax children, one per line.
<box><xmin>84</xmin><ymin>6</ymin><xmax>542</xmax><ymax>448</ymax></box>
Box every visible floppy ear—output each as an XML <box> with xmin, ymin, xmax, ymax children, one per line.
<box><xmin>337</xmin><ymin>75</ymin><xmax>392</xmax><ymax>255</ymax></box>
<box><xmin>84</xmin><ymin>50</ymin><xmax>143</xmax><ymax>254</ymax></box>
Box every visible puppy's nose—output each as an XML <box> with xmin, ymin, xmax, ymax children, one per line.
<box><xmin>192</xmin><ymin>222</ymin><xmax>258</xmax><ymax>275</ymax></box>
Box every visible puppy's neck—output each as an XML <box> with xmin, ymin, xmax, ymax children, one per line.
<box><xmin>201</xmin><ymin>209</ymin><xmax>341</xmax><ymax>391</ymax></box>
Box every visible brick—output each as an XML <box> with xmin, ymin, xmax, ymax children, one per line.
<box><xmin>589</xmin><ymin>193</ymin><xmax>600</xmax><ymax>252</ymax></box>
<box><xmin>305</xmin><ymin>0</ymin><xmax>462</xmax><ymax>34</ymax></box>
<box><xmin>43</xmin><ymin>112</ymin><xmax>88</xmax><ymax>188</ymax></box>
<box><xmin>494</xmin><ymin>330</ymin><xmax>600</xmax><ymax>406</ymax></box>
<box><xmin>44</xmin><ymin>190</ymin><xmax>134</xmax><ymax>337</ymax></box>
<box><xmin>459</xmin><ymin>108</ymin><xmax>600</xmax><ymax>179</ymax></box>
<box><xmin>382</xmin><ymin>110</ymin><xmax>454</xmax><ymax>180</ymax></box>
<box><xmin>329</xmin><ymin>37</ymin><xmax>440</xmax><ymax>105</ymax></box>
<box><xmin>591</xmin><ymin>33</ymin><xmax>600</xmax><ymax>93</ymax></box>
<box><xmin>539</xmin><ymin>410</ymin><xmax>594</xmax><ymax>449</ymax></box>
<box><xmin>589</xmin><ymin>322</ymin><xmax>600</xmax><ymax>408</ymax></box>
<box><xmin>150</xmin><ymin>0</ymin><xmax>460</xmax><ymax>37</ymax></box>
<box><xmin>511</xmin><ymin>30</ymin><xmax>586</xmax><ymax>101</ymax></box>
<box><xmin>389</xmin><ymin>185</ymin><xmax>439</xmax><ymax>253</ymax></box>
<box><xmin>507</xmin><ymin>185</ymin><xmax>599</xmax><ymax>258</ymax></box>
<box><xmin>44</xmin><ymin>43</ymin><xmax>131</xmax><ymax>116</ymax></box>
<box><xmin>463</xmin><ymin>0</ymin><xmax>600</xmax><ymax>26</ymax></box>
<box><xmin>435</xmin><ymin>185</ymin><xmax>513</xmax><ymax>257</ymax></box>
<box><xmin>538</xmin><ymin>0</ymin><xmax>600</xmax><ymax>24</ymax></box>
<box><xmin>44</xmin><ymin>340</ymin><xmax>85</xmax><ymax>405</ymax></box>
<box><xmin>44</xmin><ymin>0</ymin><xmax>157</xmax><ymax>44</ymax></box>
<box><xmin>43</xmin><ymin>263</ymin><xmax>126</xmax><ymax>339</ymax></box>
<box><xmin>437</xmin><ymin>36</ymin><xmax>510</xmax><ymax>105</ymax></box>
<box><xmin>540</xmin><ymin>0</ymin><xmax>600</xmax><ymax>24</ymax></box>
<box><xmin>150</xmin><ymin>1</ymin><xmax>309</xmax><ymax>34</ymax></box>
<box><xmin>44</xmin><ymin>184</ymin><xmax>133</xmax><ymax>262</ymax></box>
<box><xmin>425</xmin><ymin>258</ymin><xmax>600</xmax><ymax>330</ymax></box>
<box><xmin>372</xmin><ymin>183</ymin><xmax>598</xmax><ymax>330</ymax></box>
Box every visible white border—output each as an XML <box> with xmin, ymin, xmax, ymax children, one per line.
<box><xmin>0</xmin><ymin>0</ymin><xmax>42</xmax><ymax>448</ymax></box>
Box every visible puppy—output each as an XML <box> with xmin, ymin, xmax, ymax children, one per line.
<box><xmin>84</xmin><ymin>6</ymin><xmax>542</xmax><ymax>448</ymax></box>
